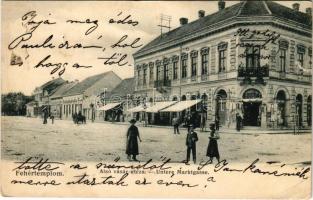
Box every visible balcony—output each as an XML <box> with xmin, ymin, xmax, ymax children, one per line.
<box><xmin>238</xmin><ymin>65</ymin><xmax>269</xmax><ymax>85</ymax></box>
<box><xmin>238</xmin><ymin>65</ymin><xmax>269</xmax><ymax>78</ymax></box>
<box><xmin>154</xmin><ymin>79</ymin><xmax>171</xmax><ymax>94</ymax></box>
<box><xmin>154</xmin><ymin>79</ymin><xmax>171</xmax><ymax>88</ymax></box>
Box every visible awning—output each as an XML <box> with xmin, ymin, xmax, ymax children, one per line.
<box><xmin>146</xmin><ymin>101</ymin><xmax>177</xmax><ymax>113</ymax></box>
<box><xmin>127</xmin><ymin>105</ymin><xmax>148</xmax><ymax>113</ymax></box>
<box><xmin>160</xmin><ymin>100</ymin><xmax>202</xmax><ymax>112</ymax></box>
<box><xmin>97</xmin><ymin>102</ymin><xmax>121</xmax><ymax>111</ymax></box>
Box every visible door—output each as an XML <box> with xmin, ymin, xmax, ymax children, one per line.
<box><xmin>243</xmin><ymin>102</ymin><xmax>261</xmax><ymax>126</ymax></box>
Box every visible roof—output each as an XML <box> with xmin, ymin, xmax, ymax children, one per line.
<box><xmin>50</xmin><ymin>81</ymin><xmax>78</xmax><ymax>99</ymax></box>
<box><xmin>134</xmin><ymin>1</ymin><xmax>311</xmax><ymax>57</ymax></box>
<box><xmin>34</xmin><ymin>77</ymin><xmax>66</xmax><ymax>94</ymax></box>
<box><xmin>63</xmin><ymin>71</ymin><xmax>120</xmax><ymax>97</ymax></box>
<box><xmin>109</xmin><ymin>78</ymin><xmax>135</xmax><ymax>97</ymax></box>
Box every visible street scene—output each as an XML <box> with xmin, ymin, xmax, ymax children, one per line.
<box><xmin>2</xmin><ymin>116</ymin><xmax>311</xmax><ymax>165</ymax></box>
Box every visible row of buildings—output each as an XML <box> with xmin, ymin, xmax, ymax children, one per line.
<box><xmin>26</xmin><ymin>72</ymin><xmax>136</xmax><ymax>122</ymax></box>
<box><xmin>27</xmin><ymin>0</ymin><xmax>312</xmax><ymax>130</ymax></box>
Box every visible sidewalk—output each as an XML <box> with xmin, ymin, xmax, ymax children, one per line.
<box><xmin>92</xmin><ymin>119</ymin><xmax>312</xmax><ymax>134</ymax></box>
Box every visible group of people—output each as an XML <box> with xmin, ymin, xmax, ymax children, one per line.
<box><xmin>42</xmin><ymin>107</ymin><xmax>54</xmax><ymax>124</ymax></box>
<box><xmin>125</xmin><ymin>119</ymin><xmax>220</xmax><ymax>164</ymax></box>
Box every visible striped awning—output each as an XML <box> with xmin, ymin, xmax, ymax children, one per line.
<box><xmin>145</xmin><ymin>101</ymin><xmax>177</xmax><ymax>113</ymax></box>
<box><xmin>97</xmin><ymin>102</ymin><xmax>121</xmax><ymax>111</ymax></box>
<box><xmin>160</xmin><ymin>100</ymin><xmax>201</xmax><ymax>112</ymax></box>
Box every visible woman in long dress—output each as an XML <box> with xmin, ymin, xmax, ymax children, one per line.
<box><xmin>126</xmin><ymin>119</ymin><xmax>142</xmax><ymax>161</ymax></box>
<box><xmin>206</xmin><ymin>123</ymin><xmax>220</xmax><ymax>163</ymax></box>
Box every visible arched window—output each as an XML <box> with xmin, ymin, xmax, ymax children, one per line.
<box><xmin>181</xmin><ymin>95</ymin><xmax>187</xmax><ymax>101</ymax></box>
<box><xmin>243</xmin><ymin>89</ymin><xmax>262</xmax><ymax>99</ymax></box>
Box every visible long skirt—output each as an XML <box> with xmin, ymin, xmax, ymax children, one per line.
<box><xmin>126</xmin><ymin>137</ymin><xmax>139</xmax><ymax>155</ymax></box>
<box><xmin>206</xmin><ymin>139</ymin><xmax>219</xmax><ymax>158</ymax></box>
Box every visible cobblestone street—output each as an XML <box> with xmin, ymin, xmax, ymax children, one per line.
<box><xmin>1</xmin><ymin>116</ymin><xmax>311</xmax><ymax>165</ymax></box>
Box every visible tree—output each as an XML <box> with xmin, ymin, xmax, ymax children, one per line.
<box><xmin>1</xmin><ymin>92</ymin><xmax>34</xmax><ymax>116</ymax></box>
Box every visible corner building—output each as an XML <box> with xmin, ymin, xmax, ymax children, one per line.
<box><xmin>133</xmin><ymin>1</ymin><xmax>312</xmax><ymax>129</ymax></box>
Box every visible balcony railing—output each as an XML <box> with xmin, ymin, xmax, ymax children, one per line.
<box><xmin>154</xmin><ymin>79</ymin><xmax>171</xmax><ymax>88</ymax></box>
<box><xmin>238</xmin><ymin>65</ymin><xmax>269</xmax><ymax>78</ymax></box>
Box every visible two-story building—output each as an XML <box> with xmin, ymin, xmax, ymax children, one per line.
<box><xmin>133</xmin><ymin>1</ymin><xmax>312</xmax><ymax>129</ymax></box>
<box><xmin>27</xmin><ymin>77</ymin><xmax>66</xmax><ymax>117</ymax></box>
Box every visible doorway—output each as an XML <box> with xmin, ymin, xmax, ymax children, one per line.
<box><xmin>242</xmin><ymin>89</ymin><xmax>262</xmax><ymax>126</ymax></box>
<box><xmin>243</xmin><ymin>102</ymin><xmax>261</xmax><ymax>126</ymax></box>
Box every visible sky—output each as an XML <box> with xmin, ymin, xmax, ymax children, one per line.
<box><xmin>1</xmin><ymin>1</ymin><xmax>312</xmax><ymax>95</ymax></box>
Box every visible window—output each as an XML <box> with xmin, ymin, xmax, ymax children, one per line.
<box><xmin>143</xmin><ymin>68</ymin><xmax>147</xmax><ymax>85</ymax></box>
<box><xmin>245</xmin><ymin>46</ymin><xmax>260</xmax><ymax>68</ymax></box>
<box><xmin>164</xmin><ymin>64</ymin><xmax>169</xmax><ymax>80</ymax></box>
<box><xmin>156</xmin><ymin>65</ymin><xmax>161</xmax><ymax>81</ymax></box>
<box><xmin>219</xmin><ymin>50</ymin><xmax>226</xmax><ymax>72</ymax></box>
<box><xmin>137</xmin><ymin>70</ymin><xmax>141</xmax><ymax>86</ymax></box>
<box><xmin>279</xmin><ymin>49</ymin><xmax>286</xmax><ymax>72</ymax></box>
<box><xmin>298</xmin><ymin>53</ymin><xmax>304</xmax><ymax>67</ymax></box>
<box><xmin>181</xmin><ymin>58</ymin><xmax>187</xmax><ymax>78</ymax></box>
<box><xmin>173</xmin><ymin>61</ymin><xmax>178</xmax><ymax>80</ymax></box>
<box><xmin>191</xmin><ymin>56</ymin><xmax>197</xmax><ymax>77</ymax></box>
<box><xmin>149</xmin><ymin>63</ymin><xmax>154</xmax><ymax>82</ymax></box>
<box><xmin>279</xmin><ymin>40</ymin><xmax>288</xmax><ymax>72</ymax></box>
<box><xmin>297</xmin><ymin>44</ymin><xmax>305</xmax><ymax>67</ymax></box>
<box><xmin>201</xmin><ymin>54</ymin><xmax>208</xmax><ymax>75</ymax></box>
<box><xmin>218</xmin><ymin>42</ymin><xmax>228</xmax><ymax>73</ymax></box>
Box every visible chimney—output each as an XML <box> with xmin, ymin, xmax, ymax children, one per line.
<box><xmin>306</xmin><ymin>7</ymin><xmax>312</xmax><ymax>16</ymax></box>
<box><xmin>218</xmin><ymin>0</ymin><xmax>226</xmax><ymax>11</ymax></box>
<box><xmin>179</xmin><ymin>17</ymin><xmax>188</xmax><ymax>26</ymax></box>
<box><xmin>292</xmin><ymin>3</ymin><xmax>300</xmax><ymax>11</ymax></box>
<box><xmin>198</xmin><ymin>10</ymin><xmax>205</xmax><ymax>18</ymax></box>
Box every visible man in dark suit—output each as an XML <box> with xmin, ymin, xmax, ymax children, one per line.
<box><xmin>185</xmin><ymin>125</ymin><xmax>198</xmax><ymax>164</ymax></box>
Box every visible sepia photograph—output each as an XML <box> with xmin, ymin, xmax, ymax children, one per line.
<box><xmin>1</xmin><ymin>0</ymin><xmax>312</xmax><ymax>198</ymax></box>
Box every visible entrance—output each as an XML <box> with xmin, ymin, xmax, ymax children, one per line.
<box><xmin>242</xmin><ymin>89</ymin><xmax>262</xmax><ymax>126</ymax></box>
<box><xmin>243</xmin><ymin>102</ymin><xmax>261</xmax><ymax>126</ymax></box>
<box><xmin>215</xmin><ymin>90</ymin><xmax>227</xmax><ymax>125</ymax></box>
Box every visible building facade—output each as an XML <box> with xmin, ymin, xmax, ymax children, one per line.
<box><xmin>27</xmin><ymin>77</ymin><xmax>66</xmax><ymax>117</ymax></box>
<box><xmin>133</xmin><ymin>1</ymin><xmax>312</xmax><ymax>129</ymax></box>
<box><xmin>61</xmin><ymin>71</ymin><xmax>122</xmax><ymax>121</ymax></box>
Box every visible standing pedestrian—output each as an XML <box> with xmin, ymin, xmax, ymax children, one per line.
<box><xmin>236</xmin><ymin>113</ymin><xmax>242</xmax><ymax>132</ymax></box>
<box><xmin>185</xmin><ymin>125</ymin><xmax>198</xmax><ymax>164</ymax></box>
<box><xmin>43</xmin><ymin>108</ymin><xmax>48</xmax><ymax>124</ymax></box>
<box><xmin>126</xmin><ymin>119</ymin><xmax>142</xmax><ymax>161</ymax></box>
<box><xmin>50</xmin><ymin>115</ymin><xmax>55</xmax><ymax>124</ymax></box>
<box><xmin>173</xmin><ymin>116</ymin><xmax>180</xmax><ymax>134</ymax></box>
<box><xmin>206</xmin><ymin>123</ymin><xmax>220</xmax><ymax>163</ymax></box>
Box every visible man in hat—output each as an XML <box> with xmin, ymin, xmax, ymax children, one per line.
<box><xmin>185</xmin><ymin>124</ymin><xmax>198</xmax><ymax>164</ymax></box>
<box><xmin>126</xmin><ymin>119</ymin><xmax>142</xmax><ymax>161</ymax></box>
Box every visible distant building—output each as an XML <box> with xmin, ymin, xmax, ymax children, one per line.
<box><xmin>100</xmin><ymin>77</ymin><xmax>135</xmax><ymax>122</ymax></box>
<box><xmin>61</xmin><ymin>71</ymin><xmax>122</xmax><ymax>120</ymax></box>
<box><xmin>28</xmin><ymin>77</ymin><xmax>66</xmax><ymax>117</ymax></box>
<box><xmin>49</xmin><ymin>81</ymin><xmax>78</xmax><ymax>119</ymax></box>
<box><xmin>133</xmin><ymin>1</ymin><xmax>312</xmax><ymax>129</ymax></box>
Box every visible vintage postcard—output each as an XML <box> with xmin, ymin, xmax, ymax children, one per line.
<box><xmin>1</xmin><ymin>0</ymin><xmax>312</xmax><ymax>198</ymax></box>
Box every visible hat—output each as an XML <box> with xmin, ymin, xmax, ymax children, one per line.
<box><xmin>209</xmin><ymin>123</ymin><xmax>215</xmax><ymax>128</ymax></box>
<box><xmin>129</xmin><ymin>119</ymin><xmax>137</xmax><ymax>124</ymax></box>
